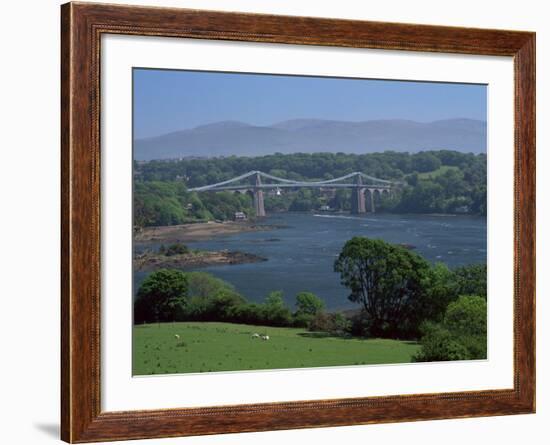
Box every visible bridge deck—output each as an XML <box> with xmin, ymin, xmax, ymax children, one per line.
<box><xmin>200</xmin><ymin>184</ymin><xmax>393</xmax><ymax>191</ymax></box>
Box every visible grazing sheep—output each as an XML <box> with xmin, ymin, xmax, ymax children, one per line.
<box><xmin>261</xmin><ymin>335</ymin><xmax>270</xmax><ymax>341</ymax></box>
<box><xmin>174</xmin><ymin>334</ymin><xmax>180</xmax><ymax>340</ymax></box>
<box><xmin>251</xmin><ymin>333</ymin><xmax>260</xmax><ymax>339</ymax></box>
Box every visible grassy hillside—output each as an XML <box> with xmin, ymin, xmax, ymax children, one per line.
<box><xmin>133</xmin><ymin>322</ymin><xmax>419</xmax><ymax>375</ymax></box>
<box><xmin>417</xmin><ymin>165</ymin><xmax>461</xmax><ymax>179</ymax></box>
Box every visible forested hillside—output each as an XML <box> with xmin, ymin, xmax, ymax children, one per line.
<box><xmin>134</xmin><ymin>150</ymin><xmax>486</xmax><ymax>227</ymax></box>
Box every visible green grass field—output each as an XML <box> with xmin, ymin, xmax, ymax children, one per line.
<box><xmin>417</xmin><ymin>165</ymin><xmax>461</xmax><ymax>180</ymax></box>
<box><xmin>133</xmin><ymin>322</ymin><xmax>419</xmax><ymax>375</ymax></box>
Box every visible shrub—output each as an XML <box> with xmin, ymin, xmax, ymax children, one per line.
<box><xmin>309</xmin><ymin>312</ymin><xmax>351</xmax><ymax>337</ymax></box>
<box><xmin>161</xmin><ymin>243</ymin><xmax>190</xmax><ymax>256</ymax></box>
<box><xmin>209</xmin><ymin>291</ymin><xmax>246</xmax><ymax>319</ymax></box>
<box><xmin>184</xmin><ymin>296</ymin><xmax>212</xmax><ymax>321</ymax></box>
<box><xmin>262</xmin><ymin>291</ymin><xmax>293</xmax><ymax>326</ymax></box>
<box><xmin>445</xmin><ymin>295</ymin><xmax>487</xmax><ymax>338</ymax></box>
<box><xmin>412</xmin><ymin>322</ymin><xmax>470</xmax><ymax>362</ymax></box>
<box><xmin>293</xmin><ymin>312</ymin><xmax>314</xmax><ymax>328</ymax></box>
<box><xmin>184</xmin><ymin>289</ymin><xmax>245</xmax><ymax>322</ymax></box>
<box><xmin>228</xmin><ymin>303</ymin><xmax>266</xmax><ymax>326</ymax></box>
<box><xmin>414</xmin><ymin>295</ymin><xmax>487</xmax><ymax>362</ymax></box>
<box><xmin>347</xmin><ymin>311</ymin><xmax>373</xmax><ymax>337</ymax></box>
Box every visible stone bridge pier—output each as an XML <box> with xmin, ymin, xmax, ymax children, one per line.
<box><xmin>351</xmin><ymin>173</ymin><xmax>379</xmax><ymax>214</ymax></box>
<box><xmin>351</xmin><ymin>174</ymin><xmax>367</xmax><ymax>214</ymax></box>
<box><xmin>253</xmin><ymin>172</ymin><xmax>266</xmax><ymax>217</ymax></box>
<box><xmin>366</xmin><ymin>189</ymin><xmax>376</xmax><ymax>213</ymax></box>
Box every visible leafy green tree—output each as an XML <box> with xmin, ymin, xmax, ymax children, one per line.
<box><xmin>334</xmin><ymin>237</ymin><xmax>431</xmax><ymax>337</ymax></box>
<box><xmin>435</xmin><ymin>168</ymin><xmax>467</xmax><ymax>198</ymax></box>
<box><xmin>265</xmin><ymin>290</ymin><xmax>285</xmax><ymax>307</ymax></box>
<box><xmin>470</xmin><ymin>185</ymin><xmax>487</xmax><ymax>216</ymax></box>
<box><xmin>295</xmin><ymin>292</ymin><xmax>325</xmax><ymax>316</ymax></box>
<box><xmin>411</xmin><ymin>152</ymin><xmax>442</xmax><ymax>173</ymax></box>
<box><xmin>414</xmin><ymin>295</ymin><xmax>487</xmax><ymax>362</ymax></box>
<box><xmin>264</xmin><ymin>194</ymin><xmax>291</xmax><ymax>212</ymax></box>
<box><xmin>134</xmin><ymin>269</ymin><xmax>188</xmax><ymax>324</ymax></box>
<box><xmin>454</xmin><ymin>264</ymin><xmax>487</xmax><ymax>298</ymax></box>
<box><xmin>185</xmin><ymin>271</ymin><xmax>238</xmax><ymax>299</ymax></box>
<box><xmin>289</xmin><ymin>189</ymin><xmax>316</xmax><ymax>211</ymax></box>
<box><xmin>397</xmin><ymin>182</ymin><xmax>445</xmax><ymax>213</ymax></box>
<box><xmin>263</xmin><ymin>291</ymin><xmax>293</xmax><ymax>326</ymax></box>
<box><xmin>422</xmin><ymin>262</ymin><xmax>460</xmax><ymax>322</ymax></box>
<box><xmin>444</xmin><ymin>295</ymin><xmax>487</xmax><ymax>340</ymax></box>
<box><xmin>330</xmin><ymin>189</ymin><xmax>351</xmax><ymax>211</ymax></box>
<box><xmin>294</xmin><ymin>292</ymin><xmax>325</xmax><ymax>328</ymax></box>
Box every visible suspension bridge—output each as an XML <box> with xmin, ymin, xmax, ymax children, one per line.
<box><xmin>188</xmin><ymin>171</ymin><xmax>401</xmax><ymax>217</ymax></box>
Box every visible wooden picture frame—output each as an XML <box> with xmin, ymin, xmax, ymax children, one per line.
<box><xmin>61</xmin><ymin>2</ymin><xmax>535</xmax><ymax>442</ymax></box>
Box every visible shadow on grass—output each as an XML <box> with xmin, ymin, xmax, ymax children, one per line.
<box><xmin>298</xmin><ymin>332</ymin><xmax>419</xmax><ymax>344</ymax></box>
<box><xmin>297</xmin><ymin>332</ymin><xmax>351</xmax><ymax>340</ymax></box>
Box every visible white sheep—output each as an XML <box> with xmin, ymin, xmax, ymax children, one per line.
<box><xmin>261</xmin><ymin>335</ymin><xmax>270</xmax><ymax>341</ymax></box>
<box><xmin>174</xmin><ymin>334</ymin><xmax>180</xmax><ymax>340</ymax></box>
<box><xmin>251</xmin><ymin>333</ymin><xmax>260</xmax><ymax>339</ymax></box>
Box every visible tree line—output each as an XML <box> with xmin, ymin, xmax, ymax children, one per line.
<box><xmin>134</xmin><ymin>237</ymin><xmax>487</xmax><ymax>361</ymax></box>
<box><xmin>136</xmin><ymin>150</ymin><xmax>483</xmax><ymax>184</ymax></box>
<box><xmin>134</xmin><ymin>269</ymin><xmax>326</xmax><ymax>329</ymax></box>
<box><xmin>134</xmin><ymin>181</ymin><xmax>256</xmax><ymax>227</ymax></box>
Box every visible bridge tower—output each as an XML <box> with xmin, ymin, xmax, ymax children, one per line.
<box><xmin>351</xmin><ymin>174</ymin><xmax>367</xmax><ymax>214</ymax></box>
<box><xmin>253</xmin><ymin>172</ymin><xmax>266</xmax><ymax>217</ymax></box>
<box><xmin>366</xmin><ymin>189</ymin><xmax>375</xmax><ymax>213</ymax></box>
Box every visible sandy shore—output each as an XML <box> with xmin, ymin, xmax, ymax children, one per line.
<box><xmin>135</xmin><ymin>221</ymin><xmax>281</xmax><ymax>243</ymax></box>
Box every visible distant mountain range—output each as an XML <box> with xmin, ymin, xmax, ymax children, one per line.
<box><xmin>134</xmin><ymin>118</ymin><xmax>486</xmax><ymax>161</ymax></box>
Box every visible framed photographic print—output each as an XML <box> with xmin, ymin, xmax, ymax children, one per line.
<box><xmin>61</xmin><ymin>2</ymin><xmax>535</xmax><ymax>442</ymax></box>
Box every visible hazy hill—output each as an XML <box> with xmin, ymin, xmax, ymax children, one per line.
<box><xmin>134</xmin><ymin>118</ymin><xmax>486</xmax><ymax>160</ymax></box>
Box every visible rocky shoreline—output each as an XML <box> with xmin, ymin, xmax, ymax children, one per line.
<box><xmin>134</xmin><ymin>249</ymin><xmax>267</xmax><ymax>272</ymax></box>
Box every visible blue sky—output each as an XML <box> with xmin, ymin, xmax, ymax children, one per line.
<box><xmin>133</xmin><ymin>68</ymin><xmax>487</xmax><ymax>139</ymax></box>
